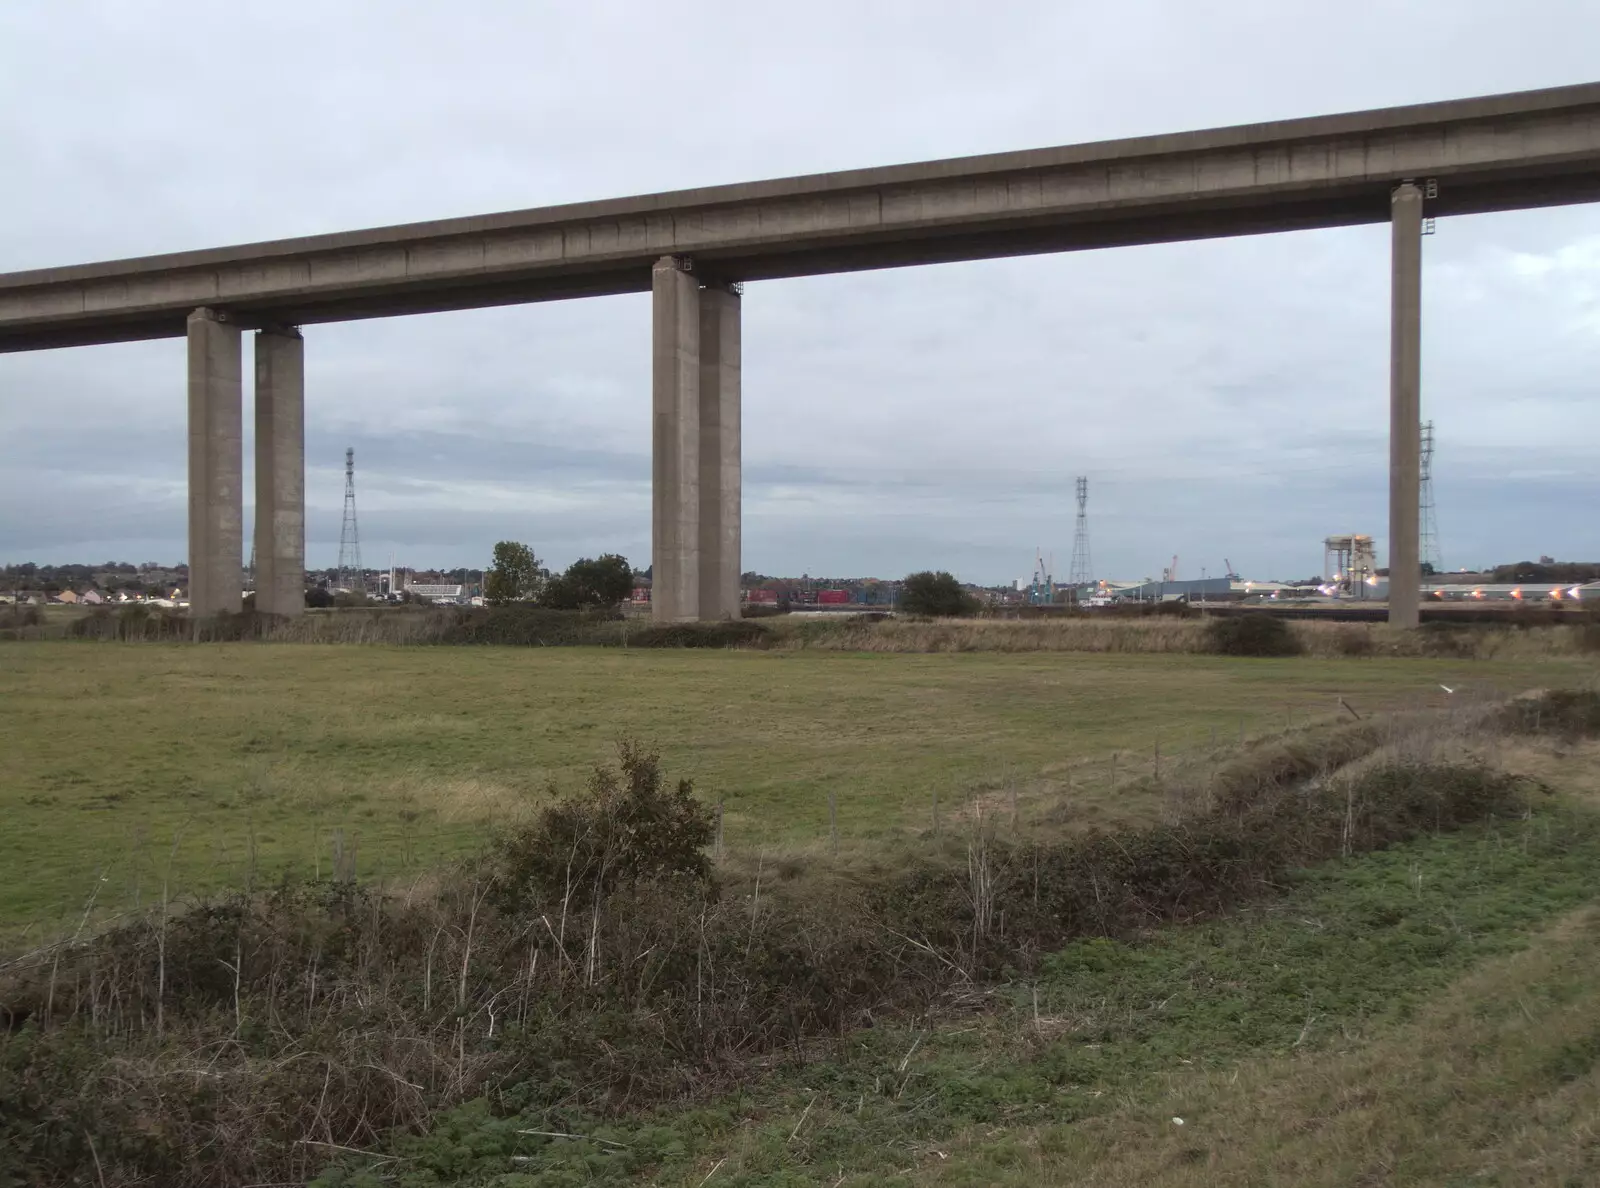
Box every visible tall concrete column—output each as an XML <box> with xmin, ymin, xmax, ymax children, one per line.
<box><xmin>652</xmin><ymin>256</ymin><xmax>701</xmax><ymax>622</ymax></box>
<box><xmin>187</xmin><ymin>307</ymin><xmax>243</xmax><ymax>617</ymax></box>
<box><xmin>254</xmin><ymin>327</ymin><xmax>305</xmax><ymax>617</ymax></box>
<box><xmin>1388</xmin><ymin>182</ymin><xmax>1423</xmax><ymax>629</ymax></box>
<box><xmin>698</xmin><ymin>284</ymin><xmax>742</xmax><ymax>620</ymax></box>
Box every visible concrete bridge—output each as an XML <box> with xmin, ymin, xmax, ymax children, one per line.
<box><xmin>3</xmin><ymin>82</ymin><xmax>1599</xmax><ymax>624</ymax></box>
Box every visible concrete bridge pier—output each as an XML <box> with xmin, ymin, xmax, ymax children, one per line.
<box><xmin>698</xmin><ymin>283</ymin><xmax>741</xmax><ymax>621</ymax></box>
<box><xmin>186</xmin><ymin>307</ymin><xmax>243</xmax><ymax>617</ymax></box>
<box><xmin>651</xmin><ymin>256</ymin><xmax>741</xmax><ymax>622</ymax></box>
<box><xmin>1389</xmin><ymin>182</ymin><xmax>1423</xmax><ymax>629</ymax></box>
<box><xmin>254</xmin><ymin>326</ymin><xmax>305</xmax><ymax>617</ymax></box>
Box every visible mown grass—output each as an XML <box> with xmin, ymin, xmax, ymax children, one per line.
<box><xmin>310</xmin><ymin>799</ymin><xmax>1600</xmax><ymax>1186</ymax></box>
<box><xmin>1</xmin><ymin>642</ymin><xmax>1585</xmax><ymax>935</ymax></box>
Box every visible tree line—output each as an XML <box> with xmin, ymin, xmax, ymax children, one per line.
<box><xmin>484</xmin><ymin>542</ymin><xmax>635</xmax><ymax>610</ymax></box>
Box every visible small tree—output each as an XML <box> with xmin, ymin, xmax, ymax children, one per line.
<box><xmin>540</xmin><ymin>553</ymin><xmax>634</xmax><ymax>610</ymax></box>
<box><xmin>898</xmin><ymin>570</ymin><xmax>979</xmax><ymax>617</ymax></box>
<box><xmin>484</xmin><ymin>541</ymin><xmax>541</xmax><ymax>605</ymax></box>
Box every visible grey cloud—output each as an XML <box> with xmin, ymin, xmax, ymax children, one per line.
<box><xmin>3</xmin><ymin>1</ymin><xmax>1600</xmax><ymax>581</ymax></box>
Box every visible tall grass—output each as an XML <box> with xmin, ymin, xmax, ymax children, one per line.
<box><xmin>20</xmin><ymin>603</ymin><xmax>1599</xmax><ymax>659</ymax></box>
<box><xmin>769</xmin><ymin>614</ymin><xmax>1591</xmax><ymax>659</ymax></box>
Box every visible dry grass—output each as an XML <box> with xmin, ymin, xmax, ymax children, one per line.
<box><xmin>771</xmin><ymin>614</ymin><xmax>1590</xmax><ymax>659</ymax></box>
<box><xmin>936</xmin><ymin>905</ymin><xmax>1600</xmax><ymax>1187</ymax></box>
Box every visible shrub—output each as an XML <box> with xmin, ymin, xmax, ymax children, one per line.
<box><xmin>1496</xmin><ymin>689</ymin><xmax>1600</xmax><ymax>741</ymax></box>
<box><xmin>898</xmin><ymin>571</ymin><xmax>979</xmax><ymax>617</ymax></box>
<box><xmin>1416</xmin><ymin>621</ymin><xmax>1478</xmax><ymax>658</ymax></box>
<box><xmin>3</xmin><ymin>603</ymin><xmax>41</xmax><ymax>628</ymax></box>
<box><xmin>490</xmin><ymin>739</ymin><xmax>715</xmax><ymax>910</ymax></box>
<box><xmin>539</xmin><ymin>555</ymin><xmax>634</xmax><ymax>610</ymax></box>
<box><xmin>741</xmin><ymin>603</ymin><xmax>789</xmax><ymax>619</ymax></box>
<box><xmin>433</xmin><ymin>605</ymin><xmax>622</xmax><ymax>646</ymax></box>
<box><xmin>628</xmin><ymin>621</ymin><xmax>769</xmax><ymax>648</ymax></box>
<box><xmin>1206</xmin><ymin>613</ymin><xmax>1303</xmax><ymax>657</ymax></box>
<box><xmin>1331</xmin><ymin>625</ymin><xmax>1375</xmax><ymax>656</ymax></box>
<box><xmin>304</xmin><ymin>586</ymin><xmax>334</xmax><ymax>609</ymax></box>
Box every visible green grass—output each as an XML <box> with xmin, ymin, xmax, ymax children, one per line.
<box><xmin>316</xmin><ymin>807</ymin><xmax>1600</xmax><ymax>1187</ymax></box>
<box><xmin>0</xmin><ymin>641</ymin><xmax>1586</xmax><ymax>932</ymax></box>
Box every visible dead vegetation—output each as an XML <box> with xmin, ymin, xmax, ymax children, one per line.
<box><xmin>19</xmin><ymin>602</ymin><xmax>1600</xmax><ymax>660</ymax></box>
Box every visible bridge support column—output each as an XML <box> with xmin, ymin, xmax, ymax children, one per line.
<box><xmin>1388</xmin><ymin>183</ymin><xmax>1423</xmax><ymax>629</ymax></box>
<box><xmin>652</xmin><ymin>256</ymin><xmax>701</xmax><ymax>622</ymax></box>
<box><xmin>698</xmin><ymin>284</ymin><xmax>742</xmax><ymax>620</ymax></box>
<box><xmin>187</xmin><ymin>307</ymin><xmax>243</xmax><ymax>617</ymax></box>
<box><xmin>254</xmin><ymin>327</ymin><xmax>305</xmax><ymax>617</ymax></box>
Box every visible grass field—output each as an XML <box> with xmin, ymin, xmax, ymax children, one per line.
<box><xmin>0</xmin><ymin>640</ymin><xmax>1591</xmax><ymax>935</ymax></box>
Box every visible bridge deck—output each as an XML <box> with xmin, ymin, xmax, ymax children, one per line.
<box><xmin>2</xmin><ymin>82</ymin><xmax>1599</xmax><ymax>350</ymax></box>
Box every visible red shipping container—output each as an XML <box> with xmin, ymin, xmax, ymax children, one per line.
<box><xmin>817</xmin><ymin>589</ymin><xmax>850</xmax><ymax>605</ymax></box>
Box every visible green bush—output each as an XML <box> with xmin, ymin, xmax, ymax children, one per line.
<box><xmin>538</xmin><ymin>554</ymin><xmax>633</xmax><ymax>611</ymax></box>
<box><xmin>1205</xmin><ymin>613</ymin><xmax>1303</xmax><ymax>657</ymax></box>
<box><xmin>627</xmin><ymin>620</ymin><xmax>769</xmax><ymax>648</ymax></box>
<box><xmin>490</xmin><ymin>739</ymin><xmax>715</xmax><ymax>910</ymax></box>
<box><xmin>898</xmin><ymin>571</ymin><xmax>979</xmax><ymax>617</ymax></box>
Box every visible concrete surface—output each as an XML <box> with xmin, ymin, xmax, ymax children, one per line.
<box><xmin>254</xmin><ymin>327</ymin><xmax>304</xmax><ymax>618</ymax></box>
<box><xmin>698</xmin><ymin>284</ymin><xmax>741</xmax><ymax>621</ymax></box>
<box><xmin>1388</xmin><ymin>183</ymin><xmax>1424</xmax><ymax>630</ymax></box>
<box><xmin>3</xmin><ymin>82</ymin><xmax>1599</xmax><ymax>350</ymax></box>
<box><xmin>651</xmin><ymin>257</ymin><xmax>700</xmax><ymax>623</ymax></box>
<box><xmin>186</xmin><ymin>308</ymin><xmax>242</xmax><ymax>617</ymax></box>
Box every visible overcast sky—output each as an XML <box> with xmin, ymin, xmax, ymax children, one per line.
<box><xmin>1</xmin><ymin>2</ymin><xmax>1597</xmax><ymax>584</ymax></box>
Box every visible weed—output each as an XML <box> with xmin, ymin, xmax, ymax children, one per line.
<box><xmin>1497</xmin><ymin>688</ymin><xmax>1600</xmax><ymax>741</ymax></box>
<box><xmin>627</xmin><ymin>621</ymin><xmax>770</xmax><ymax>648</ymax></box>
<box><xmin>1206</xmin><ymin>613</ymin><xmax>1304</xmax><ymax>657</ymax></box>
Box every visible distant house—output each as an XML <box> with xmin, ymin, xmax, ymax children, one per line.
<box><xmin>54</xmin><ymin>590</ymin><xmax>79</xmax><ymax>605</ymax></box>
<box><xmin>81</xmin><ymin>589</ymin><xmax>105</xmax><ymax>606</ymax></box>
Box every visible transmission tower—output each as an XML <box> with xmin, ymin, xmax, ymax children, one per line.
<box><xmin>1419</xmin><ymin>420</ymin><xmax>1441</xmax><ymax>574</ymax></box>
<box><xmin>1068</xmin><ymin>476</ymin><xmax>1093</xmax><ymax>587</ymax></box>
<box><xmin>337</xmin><ymin>447</ymin><xmax>364</xmax><ymax>593</ymax></box>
